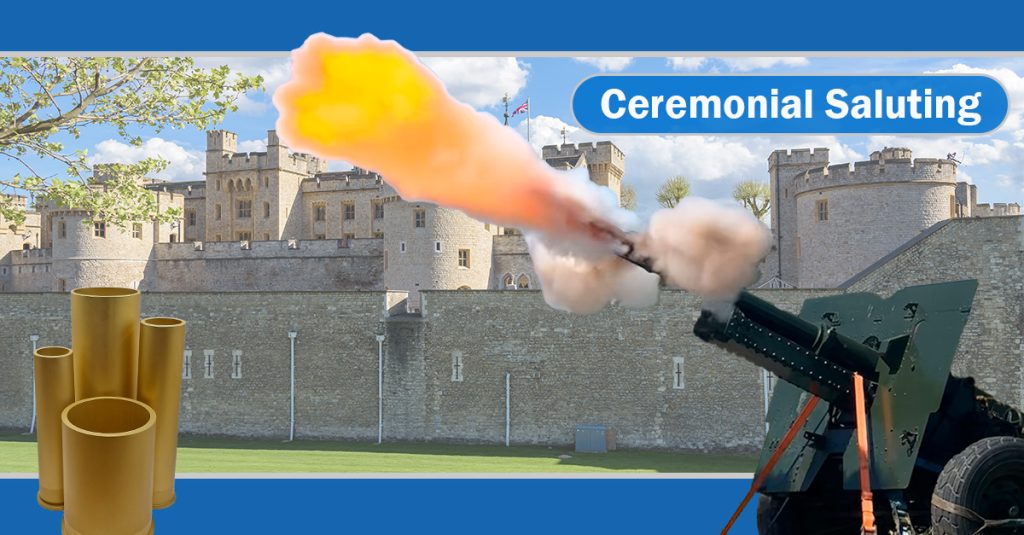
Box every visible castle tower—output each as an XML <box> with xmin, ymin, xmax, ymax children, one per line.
<box><xmin>767</xmin><ymin>148</ymin><xmax>830</xmax><ymax>286</ymax></box>
<box><xmin>791</xmin><ymin>148</ymin><xmax>958</xmax><ymax>288</ymax></box>
<box><xmin>382</xmin><ymin>201</ymin><xmax>495</xmax><ymax>309</ymax></box>
<box><xmin>203</xmin><ymin>129</ymin><xmax>326</xmax><ymax>242</ymax></box>
<box><xmin>541</xmin><ymin>141</ymin><xmax>626</xmax><ymax>201</ymax></box>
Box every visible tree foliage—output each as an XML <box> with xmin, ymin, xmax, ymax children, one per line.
<box><xmin>733</xmin><ymin>180</ymin><xmax>771</xmax><ymax>220</ymax></box>
<box><xmin>619</xmin><ymin>184</ymin><xmax>637</xmax><ymax>211</ymax></box>
<box><xmin>656</xmin><ymin>175</ymin><xmax>690</xmax><ymax>208</ymax></box>
<box><xmin>0</xmin><ymin>57</ymin><xmax>262</xmax><ymax>228</ymax></box>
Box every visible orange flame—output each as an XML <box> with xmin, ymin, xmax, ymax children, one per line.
<box><xmin>274</xmin><ymin>33</ymin><xmax>597</xmax><ymax>236</ymax></box>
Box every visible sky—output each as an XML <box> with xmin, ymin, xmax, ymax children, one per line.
<box><xmin>4</xmin><ymin>54</ymin><xmax>1024</xmax><ymax>218</ymax></box>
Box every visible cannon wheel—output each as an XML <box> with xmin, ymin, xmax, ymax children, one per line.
<box><xmin>756</xmin><ymin>493</ymin><xmax>865</xmax><ymax>534</ymax></box>
<box><xmin>932</xmin><ymin>436</ymin><xmax>1024</xmax><ymax>534</ymax></box>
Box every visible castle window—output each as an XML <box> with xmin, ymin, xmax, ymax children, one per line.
<box><xmin>57</xmin><ymin>279</ymin><xmax>65</xmax><ymax>293</ymax></box>
<box><xmin>343</xmin><ymin>233</ymin><xmax>355</xmax><ymax>240</ymax></box>
<box><xmin>132</xmin><ymin>223</ymin><xmax>142</xmax><ymax>240</ymax></box>
<box><xmin>373</xmin><ymin>202</ymin><xmax>384</xmax><ymax>220</ymax></box>
<box><xmin>458</xmin><ymin>249</ymin><xmax>470</xmax><ymax>269</ymax></box>
<box><xmin>93</xmin><ymin>221</ymin><xmax>106</xmax><ymax>238</ymax></box>
<box><xmin>517</xmin><ymin>274</ymin><xmax>530</xmax><ymax>289</ymax></box>
<box><xmin>263</xmin><ymin>233</ymin><xmax>270</xmax><ymax>241</ymax></box>
<box><xmin>503</xmin><ymin>228</ymin><xmax>519</xmax><ymax>236</ymax></box>
<box><xmin>400</xmin><ymin>241</ymin><xmax>406</xmax><ymax>253</ymax></box>
<box><xmin>170</xmin><ymin>235</ymin><xmax>177</xmax><ymax>243</ymax></box>
<box><xmin>263</xmin><ymin>176</ymin><xmax>269</xmax><ymax>188</ymax></box>
<box><xmin>57</xmin><ymin>221</ymin><xmax>66</xmax><ymax>239</ymax></box>
<box><xmin>451</xmin><ymin>351</ymin><xmax>464</xmax><ymax>382</ymax></box>
<box><xmin>315</xmin><ymin>234</ymin><xmax>326</xmax><ymax>240</ymax></box>
<box><xmin>182</xmin><ymin>350</ymin><xmax>192</xmax><ymax>380</ymax></box>
<box><xmin>384</xmin><ymin>250</ymin><xmax>388</xmax><ymax>270</ymax></box>
<box><xmin>343</xmin><ymin>203</ymin><xmax>355</xmax><ymax>221</ymax></box>
<box><xmin>503</xmin><ymin>273</ymin><xmax>514</xmax><ymax>288</ymax></box>
<box><xmin>373</xmin><ymin>231</ymin><xmax>384</xmax><ymax>239</ymax></box>
<box><xmin>238</xmin><ymin>232</ymin><xmax>252</xmax><ymax>241</ymax></box>
<box><xmin>672</xmin><ymin>357</ymin><xmax>685</xmax><ymax>389</ymax></box>
<box><xmin>434</xmin><ymin>241</ymin><xmax>442</xmax><ymax>253</ymax></box>
<box><xmin>215</xmin><ymin>234</ymin><xmax>222</xmax><ymax>241</ymax></box>
<box><xmin>187</xmin><ymin>209</ymin><xmax>196</xmax><ymax>227</ymax></box>
<box><xmin>203</xmin><ymin>350</ymin><xmax>214</xmax><ymax>378</ymax></box>
<box><xmin>215</xmin><ymin>205</ymin><xmax>222</xmax><ymax>220</ymax></box>
<box><xmin>414</xmin><ymin>208</ymin><xmax>426</xmax><ymax>228</ymax></box>
<box><xmin>816</xmin><ymin>199</ymin><xmax>829</xmax><ymax>222</ymax></box>
<box><xmin>314</xmin><ymin>203</ymin><xmax>326</xmax><ymax>222</ymax></box>
<box><xmin>216</xmin><ymin>180</ymin><xmax>221</xmax><ymax>191</ymax></box>
<box><xmin>231</xmin><ymin>350</ymin><xmax>242</xmax><ymax>379</ymax></box>
<box><xmin>237</xmin><ymin>200</ymin><xmax>252</xmax><ymax>219</ymax></box>
<box><xmin>263</xmin><ymin>202</ymin><xmax>270</xmax><ymax>219</ymax></box>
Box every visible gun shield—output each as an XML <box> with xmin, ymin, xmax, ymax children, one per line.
<box><xmin>34</xmin><ymin>346</ymin><xmax>74</xmax><ymax>510</ymax></box>
<box><xmin>138</xmin><ymin>316</ymin><xmax>187</xmax><ymax>509</ymax></box>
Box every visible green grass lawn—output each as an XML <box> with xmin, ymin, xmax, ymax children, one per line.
<box><xmin>0</xmin><ymin>434</ymin><xmax>756</xmax><ymax>473</ymax></box>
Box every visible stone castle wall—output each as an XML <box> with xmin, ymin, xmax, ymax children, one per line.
<box><xmin>1</xmin><ymin>216</ymin><xmax>1021</xmax><ymax>449</ymax></box>
<box><xmin>144</xmin><ymin>239</ymin><xmax>384</xmax><ymax>292</ymax></box>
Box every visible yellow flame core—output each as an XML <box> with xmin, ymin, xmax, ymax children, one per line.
<box><xmin>291</xmin><ymin>47</ymin><xmax>435</xmax><ymax>145</ymax></box>
<box><xmin>275</xmin><ymin>33</ymin><xmax>589</xmax><ymax>234</ymax></box>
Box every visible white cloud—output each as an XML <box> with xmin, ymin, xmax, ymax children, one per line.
<box><xmin>574</xmin><ymin>57</ymin><xmax>634</xmax><ymax>72</ymax></box>
<box><xmin>90</xmin><ymin>138</ymin><xmax>203</xmax><ymax>181</ymax></box>
<box><xmin>419</xmin><ymin>57</ymin><xmax>529</xmax><ymax>109</ymax></box>
<box><xmin>667</xmin><ymin>57</ymin><xmax>708</xmax><ymax>71</ymax></box>
<box><xmin>237</xmin><ymin>139</ymin><xmax>268</xmax><ymax>153</ymax></box>
<box><xmin>866</xmin><ymin>135</ymin><xmax>1012</xmax><ymax>166</ymax></box>
<box><xmin>193</xmin><ymin>56</ymin><xmax>292</xmax><ymax>115</ymax></box>
<box><xmin>720</xmin><ymin>57</ymin><xmax>809</xmax><ymax>72</ymax></box>
<box><xmin>519</xmin><ymin>115</ymin><xmax>867</xmax><ymax>216</ymax></box>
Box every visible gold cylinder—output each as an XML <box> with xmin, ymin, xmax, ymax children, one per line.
<box><xmin>70</xmin><ymin>287</ymin><xmax>141</xmax><ymax>400</ymax></box>
<box><xmin>34</xmin><ymin>346</ymin><xmax>75</xmax><ymax>511</ymax></box>
<box><xmin>62</xmin><ymin>397</ymin><xmax>156</xmax><ymax>535</ymax></box>
<box><xmin>138</xmin><ymin>316</ymin><xmax>187</xmax><ymax>509</ymax></box>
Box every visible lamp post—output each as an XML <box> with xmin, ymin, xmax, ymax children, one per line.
<box><xmin>287</xmin><ymin>330</ymin><xmax>297</xmax><ymax>441</ymax></box>
<box><xmin>375</xmin><ymin>323</ymin><xmax>386</xmax><ymax>445</ymax></box>
<box><xmin>28</xmin><ymin>334</ymin><xmax>39</xmax><ymax>434</ymax></box>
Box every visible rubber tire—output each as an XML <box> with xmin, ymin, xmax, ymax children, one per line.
<box><xmin>932</xmin><ymin>436</ymin><xmax>1024</xmax><ymax>535</ymax></box>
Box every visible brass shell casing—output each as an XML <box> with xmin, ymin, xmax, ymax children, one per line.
<box><xmin>61</xmin><ymin>397</ymin><xmax>156</xmax><ymax>535</ymax></box>
<box><xmin>138</xmin><ymin>316</ymin><xmax>187</xmax><ymax>509</ymax></box>
<box><xmin>70</xmin><ymin>288</ymin><xmax>141</xmax><ymax>400</ymax></box>
<box><xmin>34</xmin><ymin>346</ymin><xmax>75</xmax><ymax>511</ymax></box>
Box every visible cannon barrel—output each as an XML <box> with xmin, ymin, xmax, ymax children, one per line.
<box><xmin>695</xmin><ymin>290</ymin><xmax>883</xmax><ymax>405</ymax></box>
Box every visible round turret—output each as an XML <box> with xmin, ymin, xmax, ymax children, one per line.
<box><xmin>792</xmin><ymin>154</ymin><xmax>958</xmax><ymax>288</ymax></box>
<box><xmin>382</xmin><ymin>201</ymin><xmax>494</xmax><ymax>308</ymax></box>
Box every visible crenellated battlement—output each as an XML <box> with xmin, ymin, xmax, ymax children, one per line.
<box><xmin>301</xmin><ymin>169</ymin><xmax>394</xmax><ymax>193</ymax></box>
<box><xmin>768</xmin><ymin>148</ymin><xmax>830</xmax><ymax>168</ymax></box>
<box><xmin>794</xmin><ymin>156</ymin><xmax>957</xmax><ymax>195</ymax></box>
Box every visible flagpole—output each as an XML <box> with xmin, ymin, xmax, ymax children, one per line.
<box><xmin>527</xmin><ymin>97</ymin><xmax>531</xmax><ymax>145</ymax></box>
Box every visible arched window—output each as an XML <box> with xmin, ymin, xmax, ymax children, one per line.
<box><xmin>517</xmin><ymin>274</ymin><xmax>531</xmax><ymax>289</ymax></box>
<box><xmin>227</xmin><ymin>180</ymin><xmax>234</xmax><ymax>192</ymax></box>
<box><xmin>502</xmin><ymin>273</ymin><xmax>514</xmax><ymax>289</ymax></box>
<box><xmin>263</xmin><ymin>202</ymin><xmax>271</xmax><ymax>218</ymax></box>
<box><xmin>245</xmin><ymin>178</ymin><xmax>253</xmax><ymax>191</ymax></box>
<box><xmin>235</xmin><ymin>179</ymin><xmax>243</xmax><ymax>192</ymax></box>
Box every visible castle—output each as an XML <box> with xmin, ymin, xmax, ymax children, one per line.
<box><xmin>763</xmin><ymin>146</ymin><xmax>1019</xmax><ymax>288</ymax></box>
<box><xmin>2</xmin><ymin>134</ymin><xmax>1024</xmax><ymax>451</ymax></box>
<box><xmin>0</xmin><ymin>131</ymin><xmax>1018</xmax><ymax>300</ymax></box>
<box><xmin>0</xmin><ymin>130</ymin><xmax>625</xmax><ymax>304</ymax></box>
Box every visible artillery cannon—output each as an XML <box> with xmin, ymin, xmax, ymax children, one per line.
<box><xmin>693</xmin><ymin>281</ymin><xmax>1024</xmax><ymax>534</ymax></box>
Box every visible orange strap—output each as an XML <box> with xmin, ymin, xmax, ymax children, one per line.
<box><xmin>721</xmin><ymin>395</ymin><xmax>821</xmax><ymax>535</ymax></box>
<box><xmin>853</xmin><ymin>373</ymin><xmax>876</xmax><ymax>533</ymax></box>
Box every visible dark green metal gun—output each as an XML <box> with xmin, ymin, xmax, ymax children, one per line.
<box><xmin>694</xmin><ymin>281</ymin><xmax>1024</xmax><ymax>535</ymax></box>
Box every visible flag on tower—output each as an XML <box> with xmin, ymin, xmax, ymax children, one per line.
<box><xmin>512</xmin><ymin>100</ymin><xmax>529</xmax><ymax>116</ymax></box>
